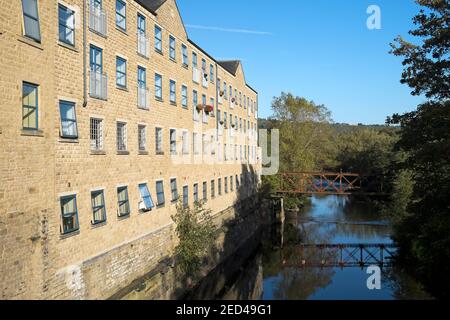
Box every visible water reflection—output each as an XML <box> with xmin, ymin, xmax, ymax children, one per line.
<box><xmin>186</xmin><ymin>195</ymin><xmax>432</xmax><ymax>300</ymax></box>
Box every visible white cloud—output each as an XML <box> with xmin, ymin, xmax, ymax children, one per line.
<box><xmin>185</xmin><ymin>24</ymin><xmax>273</xmax><ymax>36</ymax></box>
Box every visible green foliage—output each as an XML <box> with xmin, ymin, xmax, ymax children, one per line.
<box><xmin>269</xmin><ymin>92</ymin><xmax>336</xmax><ymax>172</ymax></box>
<box><xmin>171</xmin><ymin>201</ymin><xmax>216</xmax><ymax>275</ymax></box>
<box><xmin>390</xmin><ymin>0</ymin><xmax>449</xmax><ymax>100</ymax></box>
<box><xmin>386</xmin><ymin>170</ymin><xmax>414</xmax><ymax>224</ymax></box>
<box><xmin>388</xmin><ymin>0</ymin><xmax>450</xmax><ymax>298</ymax></box>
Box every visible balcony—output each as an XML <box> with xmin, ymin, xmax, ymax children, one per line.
<box><xmin>137</xmin><ymin>31</ymin><xmax>149</xmax><ymax>57</ymax></box>
<box><xmin>89</xmin><ymin>4</ymin><xmax>107</xmax><ymax>37</ymax></box>
<box><xmin>90</xmin><ymin>69</ymin><xmax>108</xmax><ymax>100</ymax></box>
<box><xmin>137</xmin><ymin>85</ymin><xmax>149</xmax><ymax>109</ymax></box>
<box><xmin>202</xmin><ymin>73</ymin><xmax>209</xmax><ymax>88</ymax></box>
<box><xmin>193</xmin><ymin>68</ymin><xmax>200</xmax><ymax>83</ymax></box>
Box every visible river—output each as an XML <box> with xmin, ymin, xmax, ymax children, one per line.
<box><xmin>185</xmin><ymin>195</ymin><xmax>432</xmax><ymax>300</ymax></box>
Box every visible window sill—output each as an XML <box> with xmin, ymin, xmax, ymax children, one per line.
<box><xmin>117</xmin><ymin>150</ymin><xmax>130</xmax><ymax>155</ymax></box>
<box><xmin>137</xmin><ymin>105</ymin><xmax>149</xmax><ymax>111</ymax></box>
<box><xmin>116</xmin><ymin>26</ymin><xmax>128</xmax><ymax>36</ymax></box>
<box><xmin>169</xmin><ymin>57</ymin><xmax>177</xmax><ymax>63</ymax></box>
<box><xmin>170</xmin><ymin>101</ymin><xmax>177</xmax><ymax>106</ymax></box>
<box><xmin>155</xmin><ymin>49</ymin><xmax>163</xmax><ymax>56</ymax></box>
<box><xmin>89</xmin><ymin>28</ymin><xmax>107</xmax><ymax>39</ymax></box>
<box><xmin>118</xmin><ymin>213</ymin><xmax>131</xmax><ymax>221</ymax></box>
<box><xmin>182</xmin><ymin>63</ymin><xmax>189</xmax><ymax>69</ymax></box>
<box><xmin>156</xmin><ymin>151</ymin><xmax>165</xmax><ymax>156</ymax></box>
<box><xmin>156</xmin><ymin>203</ymin><xmax>165</xmax><ymax>209</ymax></box>
<box><xmin>58</xmin><ymin>41</ymin><xmax>78</xmax><ymax>52</ymax></box>
<box><xmin>91</xmin><ymin>221</ymin><xmax>107</xmax><ymax>228</ymax></box>
<box><xmin>116</xmin><ymin>86</ymin><xmax>129</xmax><ymax>92</ymax></box>
<box><xmin>138</xmin><ymin>150</ymin><xmax>149</xmax><ymax>155</ymax></box>
<box><xmin>17</xmin><ymin>36</ymin><xmax>43</xmax><ymax>50</ymax></box>
<box><xmin>137</xmin><ymin>51</ymin><xmax>150</xmax><ymax>60</ymax></box>
<box><xmin>59</xmin><ymin>137</ymin><xmax>79</xmax><ymax>143</ymax></box>
<box><xmin>89</xmin><ymin>95</ymin><xmax>108</xmax><ymax>101</ymax></box>
<box><xmin>60</xmin><ymin>229</ymin><xmax>80</xmax><ymax>240</ymax></box>
<box><xmin>21</xmin><ymin>129</ymin><xmax>44</xmax><ymax>137</ymax></box>
<box><xmin>91</xmin><ymin>150</ymin><xmax>106</xmax><ymax>155</ymax></box>
<box><xmin>155</xmin><ymin>97</ymin><xmax>164</xmax><ymax>103</ymax></box>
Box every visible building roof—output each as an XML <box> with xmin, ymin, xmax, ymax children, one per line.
<box><xmin>135</xmin><ymin>0</ymin><xmax>168</xmax><ymax>14</ymax></box>
<box><xmin>217</xmin><ymin>60</ymin><xmax>241</xmax><ymax>76</ymax></box>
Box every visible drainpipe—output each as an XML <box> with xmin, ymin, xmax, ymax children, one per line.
<box><xmin>82</xmin><ymin>0</ymin><xmax>88</xmax><ymax>107</ymax></box>
<box><xmin>215</xmin><ymin>62</ymin><xmax>219</xmax><ymax>141</ymax></box>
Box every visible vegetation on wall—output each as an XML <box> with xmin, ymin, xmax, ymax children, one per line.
<box><xmin>171</xmin><ymin>202</ymin><xmax>216</xmax><ymax>276</ymax></box>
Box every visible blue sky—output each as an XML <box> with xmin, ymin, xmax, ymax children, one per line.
<box><xmin>176</xmin><ymin>0</ymin><xmax>426</xmax><ymax>124</ymax></box>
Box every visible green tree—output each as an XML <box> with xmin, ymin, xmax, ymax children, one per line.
<box><xmin>388</xmin><ymin>0</ymin><xmax>450</xmax><ymax>298</ymax></box>
<box><xmin>390</xmin><ymin>0</ymin><xmax>449</xmax><ymax>100</ymax></box>
<box><xmin>171</xmin><ymin>202</ymin><xmax>216</xmax><ymax>275</ymax></box>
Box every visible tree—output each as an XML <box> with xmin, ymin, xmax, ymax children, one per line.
<box><xmin>270</xmin><ymin>92</ymin><xmax>335</xmax><ymax>172</ymax></box>
<box><xmin>388</xmin><ymin>0</ymin><xmax>450</xmax><ymax>298</ymax></box>
<box><xmin>390</xmin><ymin>0</ymin><xmax>449</xmax><ymax>100</ymax></box>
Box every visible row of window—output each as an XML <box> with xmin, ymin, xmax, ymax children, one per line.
<box><xmin>90</xmin><ymin>116</ymin><xmax>257</xmax><ymax>161</ymax></box>
<box><xmin>60</xmin><ymin>172</ymin><xmax>258</xmax><ymax>234</ymax></box>
<box><xmin>22</xmin><ymin>0</ymin><xmax>256</xmax><ymax>111</ymax></box>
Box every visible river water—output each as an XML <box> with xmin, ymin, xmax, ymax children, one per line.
<box><xmin>186</xmin><ymin>195</ymin><xmax>432</xmax><ymax>300</ymax></box>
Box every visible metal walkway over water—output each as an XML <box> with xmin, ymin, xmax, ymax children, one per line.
<box><xmin>282</xmin><ymin>243</ymin><xmax>397</xmax><ymax>268</ymax></box>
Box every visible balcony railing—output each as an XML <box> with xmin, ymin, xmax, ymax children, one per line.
<box><xmin>192</xmin><ymin>68</ymin><xmax>200</xmax><ymax>83</ymax></box>
<box><xmin>90</xmin><ymin>69</ymin><xmax>108</xmax><ymax>100</ymax></box>
<box><xmin>138</xmin><ymin>85</ymin><xmax>149</xmax><ymax>109</ymax></box>
<box><xmin>89</xmin><ymin>4</ymin><xmax>107</xmax><ymax>36</ymax></box>
<box><xmin>137</xmin><ymin>31</ymin><xmax>149</xmax><ymax>57</ymax></box>
<box><xmin>202</xmin><ymin>73</ymin><xmax>208</xmax><ymax>88</ymax></box>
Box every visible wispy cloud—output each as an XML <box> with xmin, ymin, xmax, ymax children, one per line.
<box><xmin>185</xmin><ymin>24</ymin><xmax>273</xmax><ymax>36</ymax></box>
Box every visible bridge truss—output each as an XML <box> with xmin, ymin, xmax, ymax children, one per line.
<box><xmin>281</xmin><ymin>244</ymin><xmax>397</xmax><ymax>268</ymax></box>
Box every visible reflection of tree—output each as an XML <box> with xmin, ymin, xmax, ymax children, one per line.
<box><xmin>382</xmin><ymin>266</ymin><xmax>433</xmax><ymax>300</ymax></box>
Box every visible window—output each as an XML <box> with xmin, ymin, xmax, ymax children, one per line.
<box><xmin>224</xmin><ymin>82</ymin><xmax>227</xmax><ymax>99</ymax></box>
<box><xmin>193</xmin><ymin>132</ymin><xmax>199</xmax><ymax>154</ymax></box>
<box><xmin>22</xmin><ymin>0</ymin><xmax>41</xmax><ymax>42</ymax></box>
<box><xmin>59</xmin><ymin>100</ymin><xmax>78</xmax><ymax>138</ymax></box>
<box><xmin>169</xmin><ymin>35</ymin><xmax>176</xmax><ymax>60</ymax></box>
<box><xmin>117</xmin><ymin>186</ymin><xmax>130</xmax><ymax>217</ymax></box>
<box><xmin>90</xmin><ymin>118</ymin><xmax>103</xmax><ymax>150</ymax></box>
<box><xmin>182</xmin><ymin>186</ymin><xmax>188</xmax><ymax>207</ymax></box>
<box><xmin>154</xmin><ymin>25</ymin><xmax>162</xmax><ymax>52</ymax></box>
<box><xmin>137</xmin><ymin>66</ymin><xmax>147</xmax><ymax>109</ymax></box>
<box><xmin>156</xmin><ymin>180</ymin><xmax>165</xmax><ymax>206</ymax></box>
<box><xmin>58</xmin><ymin>4</ymin><xmax>75</xmax><ymax>45</ymax></box>
<box><xmin>244</xmin><ymin>95</ymin><xmax>246</xmax><ymax>108</ymax></box>
<box><xmin>182</xmin><ymin>44</ymin><xmax>188</xmax><ymax>66</ymax></box>
<box><xmin>182</xmin><ymin>131</ymin><xmax>189</xmax><ymax>155</ymax></box>
<box><xmin>210</xmin><ymin>64</ymin><xmax>214</xmax><ymax>84</ymax></box>
<box><xmin>116</xmin><ymin>56</ymin><xmax>127</xmax><ymax>88</ymax></box>
<box><xmin>155</xmin><ymin>127</ymin><xmax>163</xmax><ymax>154</ymax></box>
<box><xmin>139</xmin><ymin>183</ymin><xmax>154</xmax><ymax>210</ymax></box>
<box><xmin>192</xmin><ymin>52</ymin><xmax>198</xmax><ymax>68</ymax></box>
<box><xmin>225</xmin><ymin>177</ymin><xmax>228</xmax><ymax>193</ymax></box>
<box><xmin>137</xmin><ymin>13</ymin><xmax>146</xmax><ymax>34</ymax></box>
<box><xmin>155</xmin><ymin>73</ymin><xmax>162</xmax><ymax>100</ymax></box>
<box><xmin>138</xmin><ymin>124</ymin><xmax>146</xmax><ymax>151</ymax></box>
<box><xmin>211</xmin><ymin>180</ymin><xmax>215</xmax><ymax>198</ymax></box>
<box><xmin>117</xmin><ymin>122</ymin><xmax>127</xmax><ymax>151</ymax></box>
<box><xmin>60</xmin><ymin>195</ymin><xmax>79</xmax><ymax>234</ymax></box>
<box><xmin>193</xmin><ymin>183</ymin><xmax>199</xmax><ymax>204</ymax></box>
<box><xmin>170</xmin><ymin>80</ymin><xmax>176</xmax><ymax>104</ymax></box>
<box><xmin>170</xmin><ymin>178</ymin><xmax>178</xmax><ymax>202</ymax></box>
<box><xmin>202</xmin><ymin>181</ymin><xmax>207</xmax><ymax>201</ymax></box>
<box><xmin>202</xmin><ymin>59</ymin><xmax>206</xmax><ymax>75</ymax></box>
<box><xmin>22</xmin><ymin>82</ymin><xmax>38</xmax><ymax>130</ymax></box>
<box><xmin>181</xmin><ymin>85</ymin><xmax>188</xmax><ymax>108</ymax></box>
<box><xmin>211</xmin><ymin>135</ymin><xmax>215</xmax><ymax>155</ymax></box>
<box><xmin>137</xmin><ymin>14</ymin><xmax>147</xmax><ymax>56</ymax></box>
<box><xmin>91</xmin><ymin>190</ymin><xmax>106</xmax><ymax>224</ymax></box>
<box><xmin>115</xmin><ymin>0</ymin><xmax>126</xmax><ymax>31</ymax></box>
<box><xmin>170</xmin><ymin>129</ymin><xmax>177</xmax><ymax>155</ymax></box>
<box><xmin>193</xmin><ymin>90</ymin><xmax>199</xmax><ymax>121</ymax></box>
<box><xmin>230</xmin><ymin>176</ymin><xmax>234</xmax><ymax>191</ymax></box>
<box><xmin>202</xmin><ymin>134</ymin><xmax>207</xmax><ymax>155</ymax></box>
<box><xmin>218</xmin><ymin>178</ymin><xmax>222</xmax><ymax>195</ymax></box>
<box><xmin>236</xmin><ymin>175</ymin><xmax>239</xmax><ymax>189</ymax></box>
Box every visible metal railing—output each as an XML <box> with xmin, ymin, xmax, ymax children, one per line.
<box><xmin>192</xmin><ymin>68</ymin><xmax>200</xmax><ymax>83</ymax></box>
<box><xmin>90</xmin><ymin>69</ymin><xmax>108</xmax><ymax>100</ymax></box>
<box><xmin>137</xmin><ymin>31</ymin><xmax>149</xmax><ymax>57</ymax></box>
<box><xmin>89</xmin><ymin>4</ymin><xmax>107</xmax><ymax>36</ymax></box>
<box><xmin>137</xmin><ymin>85</ymin><xmax>149</xmax><ymax>109</ymax></box>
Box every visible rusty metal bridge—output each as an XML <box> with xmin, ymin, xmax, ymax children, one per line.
<box><xmin>277</xmin><ymin>172</ymin><xmax>362</xmax><ymax>195</ymax></box>
<box><xmin>281</xmin><ymin>243</ymin><xmax>397</xmax><ymax>268</ymax></box>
